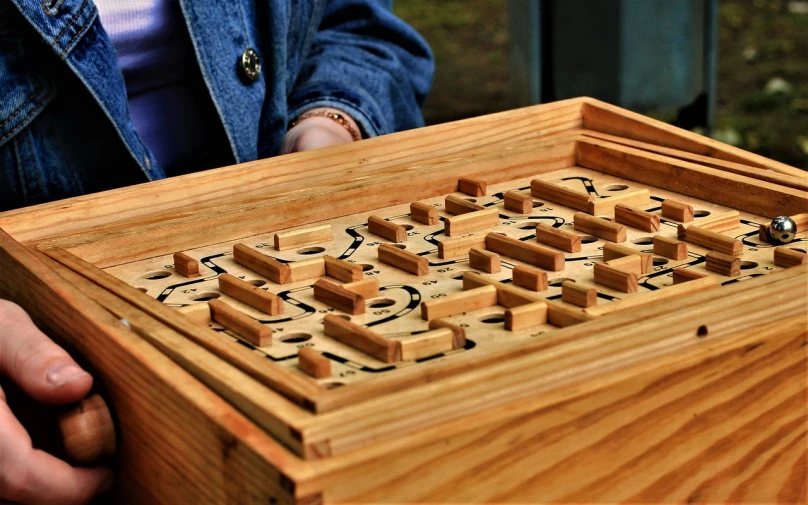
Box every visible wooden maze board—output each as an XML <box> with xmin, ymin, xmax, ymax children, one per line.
<box><xmin>1</xmin><ymin>98</ymin><xmax>806</xmax><ymax>504</ymax></box>
<box><xmin>106</xmin><ymin>167</ymin><xmax>804</xmax><ymax>390</ymax></box>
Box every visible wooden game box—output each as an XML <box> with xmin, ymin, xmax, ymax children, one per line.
<box><xmin>1</xmin><ymin>97</ymin><xmax>806</xmax><ymax>504</ymax></box>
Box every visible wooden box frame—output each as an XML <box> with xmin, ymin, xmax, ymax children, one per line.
<box><xmin>1</xmin><ymin>98</ymin><xmax>806</xmax><ymax>504</ymax></box>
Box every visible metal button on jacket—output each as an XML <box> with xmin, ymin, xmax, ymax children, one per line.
<box><xmin>239</xmin><ymin>48</ymin><xmax>261</xmax><ymax>82</ymax></box>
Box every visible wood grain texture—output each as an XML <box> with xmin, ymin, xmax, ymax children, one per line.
<box><xmin>534</xmin><ymin>223</ymin><xmax>582</xmax><ymax>253</ymax></box>
<box><xmin>614</xmin><ymin>204</ymin><xmax>660</xmax><ymax>232</ymax></box>
<box><xmin>458</xmin><ymin>177</ymin><xmax>487</xmax><ymax>197</ymax></box>
<box><xmin>503</xmin><ymin>191</ymin><xmax>533</xmax><ymax>214</ymax></box>
<box><xmin>485</xmin><ymin>232</ymin><xmax>564</xmax><ymax>271</ymax></box>
<box><xmin>378</xmin><ymin>243</ymin><xmax>428</xmax><ymax>276</ymax></box>
<box><xmin>209</xmin><ymin>299</ymin><xmax>272</xmax><ymax>347</ymax></box>
<box><xmin>173</xmin><ymin>252</ymin><xmax>200</xmax><ymax>278</ymax></box>
<box><xmin>410</xmin><ymin>202</ymin><xmax>439</xmax><ymax>225</ymax></box>
<box><xmin>573</xmin><ymin>213</ymin><xmax>627</xmax><ymax>243</ymax></box>
<box><xmin>273</xmin><ymin>224</ymin><xmax>332</xmax><ymax>252</ymax></box>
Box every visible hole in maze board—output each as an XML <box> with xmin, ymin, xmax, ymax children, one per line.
<box><xmin>520</xmin><ymin>224</ymin><xmax>537</xmax><ymax>230</ymax></box>
<box><xmin>401</xmin><ymin>224</ymin><xmax>414</xmax><ymax>231</ymax></box>
<box><xmin>280</xmin><ymin>333</ymin><xmax>313</xmax><ymax>343</ymax></box>
<box><xmin>192</xmin><ymin>292</ymin><xmax>220</xmax><ymax>301</ymax></box>
<box><xmin>479</xmin><ymin>314</ymin><xmax>506</xmax><ymax>324</ymax></box>
<box><xmin>367</xmin><ymin>298</ymin><xmax>396</xmax><ymax>308</ymax></box>
<box><xmin>297</xmin><ymin>246</ymin><xmax>325</xmax><ymax>255</ymax></box>
<box><xmin>694</xmin><ymin>210</ymin><xmax>711</xmax><ymax>218</ymax></box>
<box><xmin>142</xmin><ymin>270</ymin><xmax>171</xmax><ymax>280</ymax></box>
<box><xmin>605</xmin><ymin>184</ymin><xmax>628</xmax><ymax>192</ymax></box>
<box><xmin>549</xmin><ymin>277</ymin><xmax>575</xmax><ymax>287</ymax></box>
<box><xmin>740</xmin><ymin>261</ymin><xmax>758</xmax><ymax>270</ymax></box>
<box><xmin>452</xmin><ymin>270</ymin><xmax>476</xmax><ymax>280</ymax></box>
<box><xmin>633</xmin><ymin>237</ymin><xmax>655</xmax><ymax>245</ymax></box>
<box><xmin>249</xmin><ymin>279</ymin><xmax>267</xmax><ymax>287</ymax></box>
<box><xmin>464</xmin><ymin>198</ymin><xmax>477</xmax><ymax>203</ymax></box>
<box><xmin>653</xmin><ymin>257</ymin><xmax>669</xmax><ymax>266</ymax></box>
<box><xmin>390</xmin><ymin>244</ymin><xmax>407</xmax><ymax>249</ymax></box>
<box><xmin>322</xmin><ymin>381</ymin><xmax>346</xmax><ymax>390</ymax></box>
<box><xmin>532</xmin><ymin>200</ymin><xmax>544</xmax><ymax>208</ymax></box>
<box><xmin>361</xmin><ymin>264</ymin><xmax>375</xmax><ymax>271</ymax></box>
<box><xmin>581</xmin><ymin>235</ymin><xmax>598</xmax><ymax>244</ymax></box>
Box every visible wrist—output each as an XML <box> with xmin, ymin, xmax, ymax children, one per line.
<box><xmin>289</xmin><ymin>108</ymin><xmax>362</xmax><ymax>142</ymax></box>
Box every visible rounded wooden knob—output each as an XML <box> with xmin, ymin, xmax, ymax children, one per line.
<box><xmin>57</xmin><ymin>394</ymin><xmax>116</xmax><ymax>463</ymax></box>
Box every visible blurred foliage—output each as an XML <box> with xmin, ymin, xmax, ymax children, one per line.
<box><xmin>395</xmin><ymin>0</ymin><xmax>807</xmax><ymax>169</ymax></box>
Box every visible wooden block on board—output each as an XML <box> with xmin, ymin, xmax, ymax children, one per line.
<box><xmin>273</xmin><ymin>224</ymin><xmax>332</xmax><ymax>251</ymax></box>
<box><xmin>503</xmin><ymin>191</ymin><xmax>532</xmax><ymax>214</ymax></box>
<box><xmin>653</xmin><ymin>236</ymin><xmax>688</xmax><ymax>261</ymax></box>
<box><xmin>614</xmin><ymin>204</ymin><xmax>660</xmax><ymax>232</ymax></box>
<box><xmin>297</xmin><ymin>347</ymin><xmax>331</xmax><ymax>379</ymax></box>
<box><xmin>672</xmin><ymin>267</ymin><xmax>711</xmax><ymax>284</ymax></box>
<box><xmin>378</xmin><ymin>244</ymin><xmax>429</xmax><ymax>276</ymax></box>
<box><xmin>313</xmin><ymin>278</ymin><xmax>365</xmax><ymax>315</ymax></box>
<box><xmin>462</xmin><ymin>272</ymin><xmax>541</xmax><ymax>308</ymax></box>
<box><xmin>661</xmin><ymin>199</ymin><xmax>694</xmax><ymax>223</ymax></box>
<box><xmin>774</xmin><ymin>246</ymin><xmax>808</xmax><ymax>268</ymax></box>
<box><xmin>705</xmin><ymin>251</ymin><xmax>741</xmax><ymax>277</ymax></box>
<box><xmin>468</xmin><ymin>247</ymin><xmax>501</xmax><ymax>273</ymax></box>
<box><xmin>546</xmin><ymin>301</ymin><xmax>592</xmax><ymax>328</ymax></box>
<box><xmin>678</xmin><ymin>225</ymin><xmax>743</xmax><ymax>256</ymax></box>
<box><xmin>437</xmin><ymin>235</ymin><xmax>487</xmax><ymax>259</ymax></box>
<box><xmin>324</xmin><ymin>255</ymin><xmax>362</xmax><ymax>282</ymax></box>
<box><xmin>512</xmin><ymin>264</ymin><xmax>548</xmax><ymax>292</ymax></box>
<box><xmin>602</xmin><ymin>242</ymin><xmax>652</xmax><ymax>274</ymax></box>
<box><xmin>534</xmin><ymin>223</ymin><xmax>581</xmax><ymax>253</ymax></box>
<box><xmin>208</xmin><ymin>299</ymin><xmax>271</xmax><ymax>347</ymax></box>
<box><xmin>176</xmin><ymin>303</ymin><xmax>212</xmax><ymax>325</ymax></box>
<box><xmin>458</xmin><ymin>176</ymin><xmax>487</xmax><ymax>196</ymax></box>
<box><xmin>173</xmin><ymin>252</ymin><xmax>200</xmax><ymax>278</ymax></box>
<box><xmin>593</xmin><ymin>262</ymin><xmax>638</xmax><ymax>293</ymax></box>
<box><xmin>420</xmin><ymin>285</ymin><xmax>498</xmax><ymax>321</ymax></box>
<box><xmin>288</xmin><ymin>258</ymin><xmax>326</xmax><ymax>283</ymax></box>
<box><xmin>573</xmin><ymin>213</ymin><xmax>627</xmax><ymax>243</ymax></box>
<box><xmin>588</xmin><ymin>189</ymin><xmax>650</xmax><ymax>215</ymax></box>
<box><xmin>759</xmin><ymin>224</ymin><xmax>771</xmax><ymax>243</ymax></box>
<box><xmin>342</xmin><ymin>278</ymin><xmax>380</xmax><ymax>298</ymax></box>
<box><xmin>428</xmin><ymin>319</ymin><xmax>467</xmax><ymax>349</ymax></box>
<box><xmin>218</xmin><ymin>273</ymin><xmax>283</xmax><ymax>315</ymax></box>
<box><xmin>410</xmin><ymin>202</ymin><xmax>439</xmax><ymax>225</ymax></box>
<box><xmin>678</xmin><ymin>211</ymin><xmax>741</xmax><ymax>233</ymax></box>
<box><xmin>395</xmin><ymin>328</ymin><xmax>455</xmax><ymax>361</ymax></box>
<box><xmin>605</xmin><ymin>255</ymin><xmax>643</xmax><ymax>276</ymax></box>
<box><xmin>561</xmin><ymin>281</ymin><xmax>597</xmax><ymax>308</ymax></box>
<box><xmin>445</xmin><ymin>195</ymin><xmax>485</xmax><ymax>215</ymax></box>
<box><xmin>530</xmin><ymin>179</ymin><xmax>593</xmax><ymax>212</ymax></box>
<box><xmin>233</xmin><ymin>243</ymin><xmax>290</xmax><ymax>284</ymax></box>
<box><xmin>585</xmin><ymin>276</ymin><xmax>720</xmax><ymax>318</ymax></box>
<box><xmin>485</xmin><ymin>233</ymin><xmax>564</xmax><ymax>271</ymax></box>
<box><xmin>323</xmin><ymin>314</ymin><xmax>401</xmax><ymax>363</ymax></box>
<box><xmin>367</xmin><ymin>215</ymin><xmax>407</xmax><ymax>243</ymax></box>
<box><xmin>504</xmin><ymin>302</ymin><xmax>548</xmax><ymax>331</ymax></box>
<box><xmin>444</xmin><ymin>207</ymin><xmax>499</xmax><ymax>236</ymax></box>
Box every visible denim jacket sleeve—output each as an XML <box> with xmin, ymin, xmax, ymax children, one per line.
<box><xmin>286</xmin><ymin>0</ymin><xmax>434</xmax><ymax>138</ymax></box>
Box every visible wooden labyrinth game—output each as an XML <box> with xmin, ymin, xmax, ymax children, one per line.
<box><xmin>1</xmin><ymin>98</ymin><xmax>806</xmax><ymax>504</ymax></box>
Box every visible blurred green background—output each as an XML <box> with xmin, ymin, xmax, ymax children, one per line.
<box><xmin>395</xmin><ymin>0</ymin><xmax>808</xmax><ymax>169</ymax></box>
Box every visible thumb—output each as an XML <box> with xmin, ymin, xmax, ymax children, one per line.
<box><xmin>0</xmin><ymin>300</ymin><xmax>93</xmax><ymax>404</ymax></box>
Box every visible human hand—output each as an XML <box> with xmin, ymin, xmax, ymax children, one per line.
<box><xmin>280</xmin><ymin>108</ymin><xmax>361</xmax><ymax>154</ymax></box>
<box><xmin>0</xmin><ymin>299</ymin><xmax>113</xmax><ymax>505</ymax></box>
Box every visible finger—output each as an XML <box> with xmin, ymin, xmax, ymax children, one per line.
<box><xmin>0</xmin><ymin>300</ymin><xmax>92</xmax><ymax>404</ymax></box>
<box><xmin>0</xmin><ymin>400</ymin><xmax>112</xmax><ymax>505</ymax></box>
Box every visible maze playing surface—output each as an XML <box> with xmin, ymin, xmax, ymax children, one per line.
<box><xmin>107</xmin><ymin>167</ymin><xmax>805</xmax><ymax>388</ymax></box>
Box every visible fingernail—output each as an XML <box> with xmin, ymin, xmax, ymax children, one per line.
<box><xmin>46</xmin><ymin>362</ymin><xmax>88</xmax><ymax>387</ymax></box>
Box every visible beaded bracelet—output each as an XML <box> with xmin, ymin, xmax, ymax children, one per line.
<box><xmin>289</xmin><ymin>110</ymin><xmax>362</xmax><ymax>142</ymax></box>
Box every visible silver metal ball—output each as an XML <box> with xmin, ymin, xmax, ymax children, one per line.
<box><xmin>769</xmin><ymin>216</ymin><xmax>797</xmax><ymax>243</ymax></box>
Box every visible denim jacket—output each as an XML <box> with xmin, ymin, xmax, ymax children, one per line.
<box><xmin>0</xmin><ymin>0</ymin><xmax>433</xmax><ymax>211</ymax></box>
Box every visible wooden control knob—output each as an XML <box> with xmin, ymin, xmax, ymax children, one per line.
<box><xmin>57</xmin><ymin>394</ymin><xmax>116</xmax><ymax>463</ymax></box>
